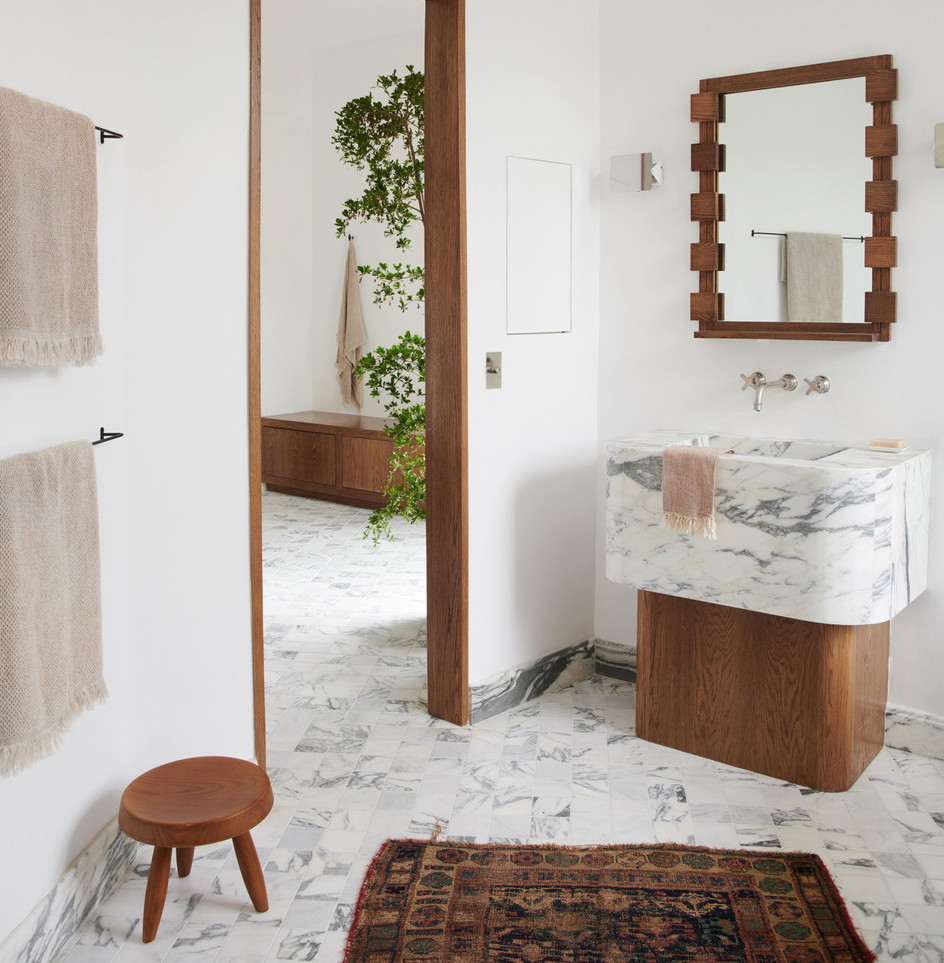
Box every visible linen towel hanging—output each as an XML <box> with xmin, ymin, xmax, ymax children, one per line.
<box><xmin>662</xmin><ymin>445</ymin><xmax>729</xmax><ymax>540</ymax></box>
<box><xmin>0</xmin><ymin>86</ymin><xmax>102</xmax><ymax>366</ymax></box>
<box><xmin>336</xmin><ymin>237</ymin><xmax>367</xmax><ymax>408</ymax></box>
<box><xmin>780</xmin><ymin>232</ymin><xmax>843</xmax><ymax>323</ymax></box>
<box><xmin>0</xmin><ymin>441</ymin><xmax>107</xmax><ymax>776</ymax></box>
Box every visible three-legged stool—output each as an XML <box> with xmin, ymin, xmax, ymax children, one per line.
<box><xmin>118</xmin><ymin>755</ymin><xmax>273</xmax><ymax>943</ymax></box>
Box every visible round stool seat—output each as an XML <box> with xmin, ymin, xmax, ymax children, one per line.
<box><xmin>119</xmin><ymin>755</ymin><xmax>273</xmax><ymax>847</ymax></box>
<box><xmin>118</xmin><ymin>756</ymin><xmax>273</xmax><ymax>943</ymax></box>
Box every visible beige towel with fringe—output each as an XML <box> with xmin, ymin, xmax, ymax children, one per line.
<box><xmin>781</xmin><ymin>232</ymin><xmax>843</xmax><ymax>323</ymax></box>
<box><xmin>0</xmin><ymin>86</ymin><xmax>102</xmax><ymax>366</ymax></box>
<box><xmin>662</xmin><ymin>445</ymin><xmax>728</xmax><ymax>540</ymax></box>
<box><xmin>336</xmin><ymin>237</ymin><xmax>367</xmax><ymax>408</ymax></box>
<box><xmin>0</xmin><ymin>442</ymin><xmax>107</xmax><ymax>776</ymax></box>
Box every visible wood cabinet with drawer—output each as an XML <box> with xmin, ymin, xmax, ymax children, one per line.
<box><xmin>261</xmin><ymin>410</ymin><xmax>394</xmax><ymax>509</ymax></box>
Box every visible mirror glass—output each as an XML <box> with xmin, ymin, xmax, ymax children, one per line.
<box><xmin>719</xmin><ymin>78</ymin><xmax>872</xmax><ymax>323</ymax></box>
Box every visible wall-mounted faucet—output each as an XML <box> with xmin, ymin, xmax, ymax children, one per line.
<box><xmin>739</xmin><ymin>371</ymin><xmax>797</xmax><ymax>412</ymax></box>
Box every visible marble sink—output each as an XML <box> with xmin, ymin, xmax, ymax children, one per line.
<box><xmin>605</xmin><ymin>430</ymin><xmax>931</xmax><ymax>625</ymax></box>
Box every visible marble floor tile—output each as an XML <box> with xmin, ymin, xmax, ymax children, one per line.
<box><xmin>54</xmin><ymin>492</ymin><xmax>944</xmax><ymax>963</ymax></box>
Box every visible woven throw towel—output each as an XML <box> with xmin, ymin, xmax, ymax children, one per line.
<box><xmin>336</xmin><ymin>237</ymin><xmax>367</xmax><ymax>408</ymax></box>
<box><xmin>781</xmin><ymin>231</ymin><xmax>843</xmax><ymax>323</ymax></box>
<box><xmin>0</xmin><ymin>86</ymin><xmax>102</xmax><ymax>366</ymax></box>
<box><xmin>662</xmin><ymin>444</ymin><xmax>728</xmax><ymax>540</ymax></box>
<box><xmin>0</xmin><ymin>442</ymin><xmax>107</xmax><ymax>776</ymax></box>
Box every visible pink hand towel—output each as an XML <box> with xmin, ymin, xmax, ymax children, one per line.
<box><xmin>662</xmin><ymin>445</ymin><xmax>728</xmax><ymax>540</ymax></box>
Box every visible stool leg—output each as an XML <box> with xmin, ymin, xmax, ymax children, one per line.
<box><xmin>142</xmin><ymin>846</ymin><xmax>172</xmax><ymax>943</ymax></box>
<box><xmin>176</xmin><ymin>847</ymin><xmax>194</xmax><ymax>878</ymax></box>
<box><xmin>232</xmin><ymin>832</ymin><xmax>268</xmax><ymax>912</ymax></box>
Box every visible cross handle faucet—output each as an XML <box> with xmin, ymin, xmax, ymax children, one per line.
<box><xmin>739</xmin><ymin>371</ymin><xmax>797</xmax><ymax>412</ymax></box>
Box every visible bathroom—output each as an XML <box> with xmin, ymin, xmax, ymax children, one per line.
<box><xmin>0</xmin><ymin>0</ymin><xmax>942</xmax><ymax>960</ymax></box>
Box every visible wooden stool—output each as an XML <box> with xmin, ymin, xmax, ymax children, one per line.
<box><xmin>118</xmin><ymin>756</ymin><xmax>273</xmax><ymax>943</ymax></box>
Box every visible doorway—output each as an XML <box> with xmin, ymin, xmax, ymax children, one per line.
<box><xmin>248</xmin><ymin>0</ymin><xmax>468</xmax><ymax>766</ymax></box>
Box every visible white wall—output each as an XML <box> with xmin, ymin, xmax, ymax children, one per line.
<box><xmin>261</xmin><ymin>12</ymin><xmax>424</xmax><ymax>418</ymax></box>
<box><xmin>0</xmin><ymin>0</ymin><xmax>253</xmax><ymax>944</ymax></box>
<box><xmin>597</xmin><ymin>0</ymin><xmax>944</xmax><ymax>718</ymax></box>
<box><xmin>466</xmin><ymin>0</ymin><xmax>601</xmax><ymax>683</ymax></box>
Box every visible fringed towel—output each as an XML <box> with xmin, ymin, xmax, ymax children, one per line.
<box><xmin>662</xmin><ymin>445</ymin><xmax>728</xmax><ymax>540</ymax></box>
<box><xmin>0</xmin><ymin>442</ymin><xmax>107</xmax><ymax>776</ymax></box>
<box><xmin>0</xmin><ymin>86</ymin><xmax>102</xmax><ymax>366</ymax></box>
<box><xmin>336</xmin><ymin>237</ymin><xmax>367</xmax><ymax>408</ymax></box>
<box><xmin>781</xmin><ymin>232</ymin><xmax>843</xmax><ymax>323</ymax></box>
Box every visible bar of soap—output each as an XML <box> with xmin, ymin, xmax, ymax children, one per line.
<box><xmin>868</xmin><ymin>438</ymin><xmax>909</xmax><ymax>452</ymax></box>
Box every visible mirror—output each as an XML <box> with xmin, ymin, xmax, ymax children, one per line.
<box><xmin>690</xmin><ymin>56</ymin><xmax>898</xmax><ymax>343</ymax></box>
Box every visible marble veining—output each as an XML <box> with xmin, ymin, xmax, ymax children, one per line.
<box><xmin>469</xmin><ymin>639</ymin><xmax>595</xmax><ymax>722</ymax></box>
<box><xmin>48</xmin><ymin>493</ymin><xmax>944</xmax><ymax>963</ymax></box>
<box><xmin>605</xmin><ymin>430</ymin><xmax>931</xmax><ymax>625</ymax></box>
<box><xmin>2</xmin><ymin>819</ymin><xmax>135</xmax><ymax>963</ymax></box>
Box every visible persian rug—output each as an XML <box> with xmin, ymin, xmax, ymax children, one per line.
<box><xmin>343</xmin><ymin>840</ymin><xmax>876</xmax><ymax>962</ymax></box>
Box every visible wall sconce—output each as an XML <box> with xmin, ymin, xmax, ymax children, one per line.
<box><xmin>935</xmin><ymin>123</ymin><xmax>944</xmax><ymax>168</ymax></box>
<box><xmin>610</xmin><ymin>152</ymin><xmax>663</xmax><ymax>191</ymax></box>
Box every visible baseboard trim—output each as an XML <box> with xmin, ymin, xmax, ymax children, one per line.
<box><xmin>470</xmin><ymin>639</ymin><xmax>595</xmax><ymax>723</ymax></box>
<box><xmin>0</xmin><ymin>819</ymin><xmax>135</xmax><ymax>963</ymax></box>
<box><xmin>885</xmin><ymin>705</ymin><xmax>944</xmax><ymax>761</ymax></box>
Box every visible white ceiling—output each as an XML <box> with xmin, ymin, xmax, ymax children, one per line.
<box><xmin>272</xmin><ymin>0</ymin><xmax>425</xmax><ymax>51</ymax></box>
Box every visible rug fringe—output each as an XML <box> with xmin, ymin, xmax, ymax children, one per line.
<box><xmin>430</xmin><ymin>818</ymin><xmax>443</xmax><ymax>842</ymax></box>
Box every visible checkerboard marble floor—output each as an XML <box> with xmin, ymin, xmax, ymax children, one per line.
<box><xmin>60</xmin><ymin>492</ymin><xmax>944</xmax><ymax>962</ymax></box>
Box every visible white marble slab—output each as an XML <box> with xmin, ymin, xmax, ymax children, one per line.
<box><xmin>605</xmin><ymin>430</ymin><xmax>931</xmax><ymax>625</ymax></box>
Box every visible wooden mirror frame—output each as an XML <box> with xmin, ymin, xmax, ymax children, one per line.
<box><xmin>691</xmin><ymin>55</ymin><xmax>897</xmax><ymax>343</ymax></box>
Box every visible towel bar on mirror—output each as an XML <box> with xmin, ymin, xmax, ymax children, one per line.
<box><xmin>751</xmin><ymin>229</ymin><xmax>864</xmax><ymax>242</ymax></box>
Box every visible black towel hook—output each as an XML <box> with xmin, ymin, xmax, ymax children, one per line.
<box><xmin>92</xmin><ymin>427</ymin><xmax>124</xmax><ymax>446</ymax></box>
<box><xmin>94</xmin><ymin>125</ymin><xmax>123</xmax><ymax>145</ymax></box>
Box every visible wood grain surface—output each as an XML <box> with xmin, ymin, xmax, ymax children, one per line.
<box><xmin>424</xmin><ymin>0</ymin><xmax>469</xmax><ymax>726</ymax></box>
<box><xmin>636</xmin><ymin>591</ymin><xmax>889</xmax><ymax>792</ymax></box>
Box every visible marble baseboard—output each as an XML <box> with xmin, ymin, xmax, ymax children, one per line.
<box><xmin>592</xmin><ymin>638</ymin><xmax>944</xmax><ymax>763</ymax></box>
<box><xmin>0</xmin><ymin>818</ymin><xmax>135</xmax><ymax>963</ymax></box>
<box><xmin>470</xmin><ymin>639</ymin><xmax>595</xmax><ymax>723</ymax></box>
<box><xmin>593</xmin><ymin>638</ymin><xmax>636</xmax><ymax>682</ymax></box>
<box><xmin>886</xmin><ymin>705</ymin><xmax>944</xmax><ymax>762</ymax></box>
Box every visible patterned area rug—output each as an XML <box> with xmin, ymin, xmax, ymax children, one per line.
<box><xmin>344</xmin><ymin>840</ymin><xmax>875</xmax><ymax>962</ymax></box>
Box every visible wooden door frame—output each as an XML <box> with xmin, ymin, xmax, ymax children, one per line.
<box><xmin>248</xmin><ymin>0</ymin><xmax>469</xmax><ymax>766</ymax></box>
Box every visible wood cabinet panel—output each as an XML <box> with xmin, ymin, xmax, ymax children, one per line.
<box><xmin>262</xmin><ymin>427</ymin><xmax>335</xmax><ymax>486</ymax></box>
<box><xmin>341</xmin><ymin>436</ymin><xmax>392</xmax><ymax>494</ymax></box>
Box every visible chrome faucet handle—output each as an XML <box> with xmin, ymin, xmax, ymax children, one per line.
<box><xmin>804</xmin><ymin>375</ymin><xmax>830</xmax><ymax>396</ymax></box>
<box><xmin>740</xmin><ymin>371</ymin><xmax>765</xmax><ymax>390</ymax></box>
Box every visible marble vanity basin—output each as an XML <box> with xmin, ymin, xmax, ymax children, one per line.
<box><xmin>605</xmin><ymin>430</ymin><xmax>931</xmax><ymax>625</ymax></box>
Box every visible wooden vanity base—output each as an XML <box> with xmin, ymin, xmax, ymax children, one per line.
<box><xmin>636</xmin><ymin>591</ymin><xmax>889</xmax><ymax>792</ymax></box>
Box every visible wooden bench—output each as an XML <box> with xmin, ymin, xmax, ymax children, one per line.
<box><xmin>261</xmin><ymin>410</ymin><xmax>395</xmax><ymax>509</ymax></box>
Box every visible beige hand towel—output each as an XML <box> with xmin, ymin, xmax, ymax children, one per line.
<box><xmin>0</xmin><ymin>441</ymin><xmax>107</xmax><ymax>776</ymax></box>
<box><xmin>780</xmin><ymin>232</ymin><xmax>843</xmax><ymax>323</ymax></box>
<box><xmin>662</xmin><ymin>445</ymin><xmax>728</xmax><ymax>540</ymax></box>
<box><xmin>336</xmin><ymin>238</ymin><xmax>367</xmax><ymax>408</ymax></box>
<box><xmin>0</xmin><ymin>87</ymin><xmax>102</xmax><ymax>366</ymax></box>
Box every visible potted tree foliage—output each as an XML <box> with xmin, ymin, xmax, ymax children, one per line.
<box><xmin>333</xmin><ymin>65</ymin><xmax>425</xmax><ymax>543</ymax></box>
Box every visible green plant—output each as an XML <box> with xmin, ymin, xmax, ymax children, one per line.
<box><xmin>334</xmin><ymin>67</ymin><xmax>427</xmax><ymax>542</ymax></box>
<box><xmin>355</xmin><ymin>331</ymin><xmax>425</xmax><ymax>543</ymax></box>
<box><xmin>333</xmin><ymin>65</ymin><xmax>424</xmax><ymax>310</ymax></box>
